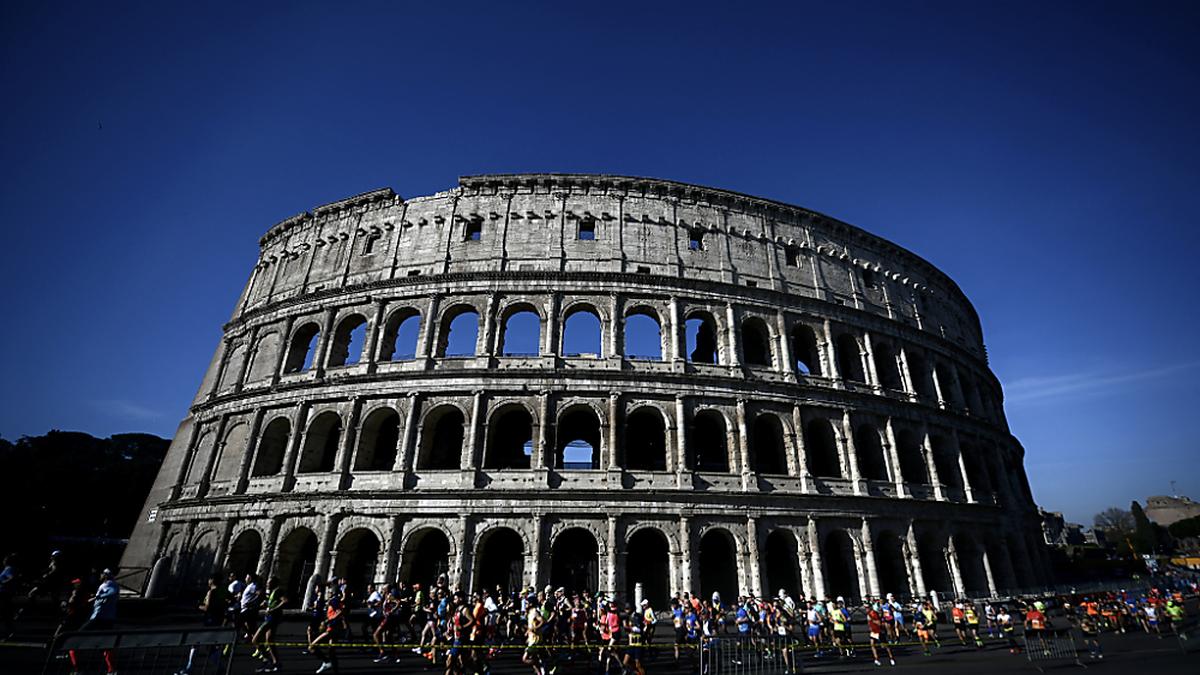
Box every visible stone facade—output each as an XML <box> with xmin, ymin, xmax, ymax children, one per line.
<box><xmin>122</xmin><ymin>174</ymin><xmax>1051</xmax><ymax>605</ymax></box>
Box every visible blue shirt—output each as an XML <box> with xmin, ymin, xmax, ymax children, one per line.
<box><xmin>736</xmin><ymin>607</ymin><xmax>751</xmax><ymax>633</ymax></box>
<box><xmin>91</xmin><ymin>580</ymin><xmax>118</xmax><ymax>621</ymax></box>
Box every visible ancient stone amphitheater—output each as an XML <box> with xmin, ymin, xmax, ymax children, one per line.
<box><xmin>123</xmin><ymin>173</ymin><xmax>1051</xmax><ymax>606</ymax></box>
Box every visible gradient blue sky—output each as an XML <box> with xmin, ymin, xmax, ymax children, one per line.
<box><xmin>1</xmin><ymin>1</ymin><xmax>1196</xmax><ymax>524</ymax></box>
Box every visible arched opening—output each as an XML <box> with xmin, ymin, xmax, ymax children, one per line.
<box><xmin>764</xmin><ymin>530</ymin><xmax>803</xmax><ymax>601</ymax></box>
<box><xmin>854</xmin><ymin>424</ymin><xmax>889</xmax><ymax>481</ymax></box>
<box><xmin>823</xmin><ymin>530</ymin><xmax>861</xmax><ymax>602</ymax></box>
<box><xmin>874</xmin><ymin>531</ymin><xmax>910</xmax><ymax>599</ymax></box>
<box><xmin>284</xmin><ymin>323</ymin><xmax>321</xmax><ymax>373</ymax></box>
<box><xmin>623</xmin><ymin>407</ymin><xmax>667</xmax><ymax>471</ymax></box>
<box><xmin>960</xmin><ymin>442</ymin><xmax>991</xmax><ymax>496</ymax></box>
<box><xmin>691</xmin><ymin>410</ymin><xmax>729</xmax><ymax>472</ymax></box>
<box><xmin>245</xmin><ymin>332</ymin><xmax>281</xmax><ymax>383</ymax></box>
<box><xmin>907</xmin><ymin>353</ymin><xmax>935</xmax><ymax>398</ymax></box>
<box><xmin>276</xmin><ymin>527</ymin><xmax>318</xmax><ymax>601</ymax></box>
<box><xmin>955</xmin><ymin>534</ymin><xmax>988</xmax><ymax>595</ymax></box>
<box><xmin>872</xmin><ymin>341</ymin><xmax>904</xmax><ymax>390</ymax></box>
<box><xmin>805</xmin><ymin>418</ymin><xmax>842</xmax><ymax>478</ymax></box>
<box><xmin>327</xmin><ymin>314</ymin><xmax>368</xmax><ymax>367</ymax></box>
<box><xmin>791</xmin><ymin>324</ymin><xmax>821</xmax><ymax>376</ymax></box>
<box><xmin>624</xmin><ymin>309</ymin><xmax>662</xmax><ymax>360</ymax></box>
<box><xmin>935</xmin><ymin>363</ymin><xmax>964</xmax><ymax>407</ymax></box>
<box><xmin>917</xmin><ymin>533</ymin><xmax>952</xmax><ymax>595</ymax></box>
<box><xmin>555</xmin><ymin>406</ymin><xmax>600</xmax><ymax>469</ymax></box>
<box><xmin>550</xmin><ymin>528</ymin><xmax>599</xmax><ymax>594</ymax></box>
<box><xmin>685</xmin><ymin>312</ymin><xmax>719</xmax><ymax>364</ymax></box>
<box><xmin>252</xmin><ymin>417</ymin><xmax>290</xmax><ymax>477</ymax></box>
<box><xmin>625</xmin><ymin>528</ymin><xmax>670</xmax><ymax>608</ymax></box>
<box><xmin>418</xmin><ymin>406</ymin><xmax>465</xmax><ymax>470</ymax></box>
<box><xmin>184</xmin><ymin>432</ymin><xmax>215</xmax><ymax>485</ymax></box>
<box><xmin>499</xmin><ymin>308</ymin><xmax>541</xmax><ymax>356</ymax></box>
<box><xmin>379</xmin><ymin>309</ymin><xmax>421</xmax><ymax>361</ymax></box>
<box><xmin>562</xmin><ymin>307</ymin><xmax>602</xmax><ymax>357</ymax></box>
<box><xmin>485</xmin><ymin>406</ymin><xmax>533</xmax><ymax>470</ymax></box>
<box><xmin>961</xmin><ymin>376</ymin><xmax>985</xmax><ymax>415</ymax></box>
<box><xmin>987</xmin><ymin>541</ymin><xmax>1015</xmax><ymax>591</ymax></box>
<box><xmin>698</xmin><ymin>529</ymin><xmax>739</xmax><ymax>602</ymax></box>
<box><xmin>438</xmin><ymin>307</ymin><xmax>480</xmax><ymax>357</ymax></box>
<box><xmin>835</xmin><ymin>333</ymin><xmax>865</xmax><ymax>382</ymax></box>
<box><xmin>895</xmin><ymin>429</ymin><xmax>928</xmax><ymax>484</ymax></box>
<box><xmin>297</xmin><ymin>411</ymin><xmax>342</xmax><ymax>473</ymax></box>
<box><xmin>333</xmin><ymin>528</ymin><xmax>381</xmax><ymax>596</ymax></box>
<box><xmin>183</xmin><ymin>531</ymin><xmax>218</xmax><ymax>598</ymax></box>
<box><xmin>476</xmin><ymin>528</ymin><xmax>525</xmax><ymax>594</ymax></box>
<box><xmin>226</xmin><ymin>530</ymin><xmax>262</xmax><ymax>579</ymax></box>
<box><xmin>401</xmin><ymin>528</ymin><xmax>451</xmax><ymax>586</ymax></box>
<box><xmin>750</xmin><ymin>414</ymin><xmax>788</xmax><ymax>475</ymax></box>
<box><xmin>930</xmin><ymin>434</ymin><xmax>963</xmax><ymax>495</ymax></box>
<box><xmin>741</xmin><ymin>318</ymin><xmax>772</xmax><ymax>367</ymax></box>
<box><xmin>354</xmin><ymin>408</ymin><xmax>400</xmax><ymax>471</ymax></box>
<box><xmin>212</xmin><ymin>423</ymin><xmax>250</xmax><ymax>483</ymax></box>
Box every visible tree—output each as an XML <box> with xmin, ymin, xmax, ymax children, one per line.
<box><xmin>1094</xmin><ymin>507</ymin><xmax>1135</xmax><ymax>555</ymax></box>
<box><xmin>1131</xmin><ymin>501</ymin><xmax>1161</xmax><ymax>554</ymax></box>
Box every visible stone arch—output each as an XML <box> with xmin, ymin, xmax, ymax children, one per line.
<box><xmin>624</xmin><ymin>306</ymin><xmax>663</xmax><ymax>360</ymax></box>
<box><xmin>475</xmin><ymin>526</ymin><xmax>527</xmax><ymax>594</ymax></box>
<box><xmin>954</xmin><ymin>532</ymin><xmax>988</xmax><ymax>595</ymax></box>
<box><xmin>284</xmin><ymin>321</ymin><xmax>321</xmax><ymax>373</ymax></box>
<box><xmin>354</xmin><ymin>406</ymin><xmax>401</xmax><ymax>471</ymax></box>
<box><xmin>378</xmin><ymin>307</ymin><xmax>422</xmax><ymax>361</ymax></box>
<box><xmin>685</xmin><ymin>310</ymin><xmax>721</xmax><ymax>364</ymax></box>
<box><xmin>399</xmin><ymin>526</ymin><xmax>453</xmax><ymax>585</ymax></box>
<box><xmin>625</xmin><ymin>527</ymin><xmax>671</xmax><ymax>607</ymax></box>
<box><xmin>917</xmin><ymin>531</ymin><xmax>952</xmax><ymax>595</ymax></box>
<box><xmin>251</xmin><ymin>416</ymin><xmax>291</xmax><ymax>477</ymax></box>
<box><xmin>854</xmin><ymin>423</ymin><xmax>889</xmax><ymax>482</ymax></box>
<box><xmin>698</xmin><ymin>527</ymin><xmax>739</xmax><ymax>603</ymax></box>
<box><xmin>327</xmin><ymin>313</ymin><xmax>368</xmax><ymax>367</ymax></box>
<box><xmin>764</xmin><ymin>529</ymin><xmax>803</xmax><ymax>601</ymax></box>
<box><xmin>561</xmin><ymin>303</ymin><xmax>603</xmax><ymax>357</ymax></box>
<box><xmin>895</xmin><ymin>427</ymin><xmax>928</xmax><ymax>484</ymax></box>
<box><xmin>226</xmin><ymin>528</ymin><xmax>263</xmax><ymax>579</ymax></box>
<box><xmin>275</xmin><ymin>526</ymin><xmax>318</xmax><ymax>600</ymax></box>
<box><xmin>550</xmin><ymin>527</ymin><xmax>600</xmax><ymax>594</ymax></box>
<box><xmin>182</xmin><ymin>528</ymin><xmax>219</xmax><ymax>597</ymax></box>
<box><xmin>623</xmin><ymin>405</ymin><xmax>668</xmax><ymax>471</ymax></box>
<box><xmin>750</xmin><ymin>412</ymin><xmax>788</xmax><ymax>475</ymax></box>
<box><xmin>498</xmin><ymin>302</ymin><xmax>542</xmax><ymax>356</ymax></box>
<box><xmin>417</xmin><ymin>404</ymin><xmax>466</xmax><ymax>470</ymax></box>
<box><xmin>691</xmin><ymin>408</ymin><xmax>731</xmax><ymax>472</ymax></box>
<box><xmin>874</xmin><ymin>529</ymin><xmax>910</xmax><ymax>598</ymax></box>
<box><xmin>218</xmin><ymin>341</ymin><xmax>247</xmax><ymax>392</ymax></box>
<box><xmin>834</xmin><ymin>333</ymin><xmax>865</xmax><ymax>383</ymax></box>
<box><xmin>740</xmin><ymin>316</ymin><xmax>773</xmax><ymax>367</ymax></box>
<box><xmin>790</xmin><ymin>323</ymin><xmax>822</xmax><ymax>376</ymax></box>
<box><xmin>906</xmin><ymin>352</ymin><xmax>935</xmax><ymax>398</ymax></box>
<box><xmin>485</xmin><ymin>402</ymin><xmax>534</xmax><ymax>470</ymax></box>
<box><xmin>333</xmin><ymin>527</ymin><xmax>382</xmax><ymax>595</ymax></box>
<box><xmin>185</xmin><ymin>430</ymin><xmax>216</xmax><ymax>484</ymax></box>
<box><xmin>822</xmin><ymin>529</ymin><xmax>861</xmax><ymax>601</ymax></box>
<box><xmin>986</xmin><ymin>539</ymin><xmax>1016</xmax><ymax>591</ymax></box>
<box><xmin>245</xmin><ymin>331</ymin><xmax>282</xmax><ymax>383</ymax></box>
<box><xmin>959</xmin><ymin>440</ymin><xmax>991</xmax><ymax>497</ymax></box>
<box><xmin>930</xmin><ymin>433</ymin><xmax>963</xmax><ymax>494</ymax></box>
<box><xmin>298</xmin><ymin>410</ymin><xmax>343</xmax><ymax>473</ymax></box>
<box><xmin>871</xmin><ymin>339</ymin><xmax>904</xmax><ymax>390</ymax></box>
<box><xmin>935</xmin><ymin>362</ymin><xmax>964</xmax><ymax>407</ymax></box>
<box><xmin>212</xmin><ymin>421</ymin><xmax>251</xmax><ymax>483</ymax></box>
<box><xmin>804</xmin><ymin>417</ymin><xmax>842</xmax><ymax>478</ymax></box>
<box><xmin>554</xmin><ymin>403</ymin><xmax>602</xmax><ymax>469</ymax></box>
<box><xmin>437</xmin><ymin>304</ymin><xmax>481</xmax><ymax>357</ymax></box>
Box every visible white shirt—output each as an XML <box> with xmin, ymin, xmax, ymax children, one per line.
<box><xmin>240</xmin><ymin>581</ymin><xmax>260</xmax><ymax>610</ymax></box>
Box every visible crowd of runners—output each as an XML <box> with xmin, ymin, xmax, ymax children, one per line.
<box><xmin>0</xmin><ymin>549</ymin><xmax>1197</xmax><ymax>675</ymax></box>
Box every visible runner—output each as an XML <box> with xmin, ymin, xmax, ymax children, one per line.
<box><xmin>250</xmin><ymin>577</ymin><xmax>285</xmax><ymax>672</ymax></box>
<box><xmin>1079</xmin><ymin>611</ymin><xmax>1103</xmax><ymax>659</ymax></box>
<box><xmin>238</xmin><ymin>572</ymin><xmax>262</xmax><ymax>642</ymax></box>
<box><xmin>867</xmin><ymin>602</ymin><xmax>896</xmax><ymax>667</ymax></box>
<box><xmin>951</xmin><ymin>601</ymin><xmax>968</xmax><ymax>646</ymax></box>
<box><xmin>173</xmin><ymin>574</ymin><xmax>227</xmax><ymax>675</ymax></box>
<box><xmin>997</xmin><ymin>605</ymin><xmax>1019</xmax><ymax>653</ymax></box>
<box><xmin>308</xmin><ymin>585</ymin><xmax>346</xmax><ymax>674</ymax></box>
<box><xmin>521</xmin><ymin>591</ymin><xmax>544</xmax><ymax>675</ymax></box>
<box><xmin>964</xmin><ymin>601</ymin><xmax>983</xmax><ymax>648</ymax></box>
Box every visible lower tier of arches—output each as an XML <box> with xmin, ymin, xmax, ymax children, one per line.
<box><xmin>145</xmin><ymin>500</ymin><xmax>1052</xmax><ymax>609</ymax></box>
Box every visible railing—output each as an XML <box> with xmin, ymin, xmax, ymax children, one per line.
<box><xmin>700</xmin><ymin>634</ymin><xmax>802</xmax><ymax>675</ymax></box>
<box><xmin>44</xmin><ymin>627</ymin><xmax>237</xmax><ymax>675</ymax></box>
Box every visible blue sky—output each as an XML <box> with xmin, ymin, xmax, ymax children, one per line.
<box><xmin>1</xmin><ymin>1</ymin><xmax>1196</xmax><ymax>524</ymax></box>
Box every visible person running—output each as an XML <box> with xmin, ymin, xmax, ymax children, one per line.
<box><xmin>920</xmin><ymin>600</ymin><xmax>941</xmax><ymax>650</ymax></box>
<box><xmin>54</xmin><ymin>578</ymin><xmax>89</xmax><ymax>642</ymax></box>
<box><xmin>1024</xmin><ymin>602</ymin><xmax>1049</xmax><ymax>654</ymax></box>
<box><xmin>305</xmin><ymin>580</ymin><xmax>327</xmax><ymax>648</ymax></box>
<box><xmin>984</xmin><ymin>602</ymin><xmax>998</xmax><ymax>639</ymax></box>
<box><xmin>806</xmin><ymin>601</ymin><xmax>824</xmax><ymax>656</ymax></box>
<box><xmin>964</xmin><ymin>601</ymin><xmax>983</xmax><ymax>648</ymax></box>
<box><xmin>998</xmin><ymin>606</ymin><xmax>1019</xmax><ymax>653</ymax></box>
<box><xmin>867</xmin><ymin>602</ymin><xmax>896</xmax><ymax>667</ymax></box>
<box><xmin>174</xmin><ymin>574</ymin><xmax>229</xmax><ymax>675</ymax></box>
<box><xmin>951</xmin><ymin>601</ymin><xmax>968</xmax><ymax>646</ymax></box>
<box><xmin>1079</xmin><ymin>612</ymin><xmax>1103</xmax><ymax>659</ymax></box>
<box><xmin>25</xmin><ymin>550</ymin><xmax>66</xmax><ymax>607</ymax></box>
<box><xmin>251</xmin><ymin>577</ymin><xmax>285</xmax><ymax>672</ymax></box>
<box><xmin>74</xmin><ymin>569</ymin><xmax>119</xmax><ymax>675</ymax></box>
<box><xmin>597</xmin><ymin>600</ymin><xmax>623</xmax><ymax>675</ymax></box>
<box><xmin>623</xmin><ymin>607</ymin><xmax>647</xmax><ymax>675</ymax></box>
<box><xmin>309</xmin><ymin>585</ymin><xmax>346</xmax><ymax>674</ymax></box>
<box><xmin>238</xmin><ymin>573</ymin><xmax>262</xmax><ymax>642</ymax></box>
<box><xmin>522</xmin><ymin>592</ymin><xmax>545</xmax><ymax>675</ymax></box>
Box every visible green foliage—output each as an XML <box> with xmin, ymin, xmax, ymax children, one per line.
<box><xmin>1169</xmin><ymin>515</ymin><xmax>1200</xmax><ymax>539</ymax></box>
<box><xmin>0</xmin><ymin>430</ymin><xmax>168</xmax><ymax>563</ymax></box>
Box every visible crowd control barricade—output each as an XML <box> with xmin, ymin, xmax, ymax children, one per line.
<box><xmin>1176</xmin><ymin>615</ymin><xmax>1199</xmax><ymax>654</ymax></box>
<box><xmin>43</xmin><ymin>626</ymin><xmax>237</xmax><ymax>675</ymax></box>
<box><xmin>700</xmin><ymin>634</ymin><xmax>803</xmax><ymax>675</ymax></box>
<box><xmin>1022</xmin><ymin>628</ymin><xmax>1086</xmax><ymax>672</ymax></box>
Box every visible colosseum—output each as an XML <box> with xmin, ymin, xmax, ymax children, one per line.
<box><xmin>122</xmin><ymin>173</ymin><xmax>1052</xmax><ymax>608</ymax></box>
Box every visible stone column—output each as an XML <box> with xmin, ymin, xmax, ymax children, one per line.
<box><xmin>605</xmin><ymin>516</ymin><xmax>618</xmax><ymax>597</ymax></box>
<box><xmin>383</xmin><ymin>516</ymin><xmax>404</xmax><ymax>583</ymax></box>
<box><xmin>454</xmin><ymin>515</ymin><xmax>473</xmax><ymax>592</ymax></box>
<box><xmin>271</xmin><ymin>315</ymin><xmax>297</xmax><ymax>385</ymax></box>
<box><xmin>920</xmin><ymin>423</ymin><xmax>944</xmax><ymax>501</ymax></box>
<box><xmin>930</xmin><ymin>360</ymin><xmax>949</xmax><ymax>409</ymax></box>
<box><xmin>365</xmin><ymin>299</ymin><xmax>386</xmax><ymax>373</ymax></box>
<box><xmin>214</xmin><ymin>519</ymin><xmax>236</xmax><ymax>572</ymax></box>
<box><xmin>543</xmin><ymin>293</ymin><xmax>561</xmax><ymax>357</ymax></box>
<box><xmin>840</xmin><ymin>410</ymin><xmax>862</xmax><ymax>494</ymax></box>
<box><xmin>736</xmin><ymin>398</ymin><xmax>752</xmax><ymax>491</ymax></box>
<box><xmin>260</xmin><ymin>516</ymin><xmax>284</xmax><ymax>578</ymax></box>
<box><xmin>725</xmin><ymin>303</ymin><xmax>741</xmax><ymax>368</ymax></box>
<box><xmin>606</xmin><ymin>393</ymin><xmax>621</xmax><ymax>472</ymax></box>
<box><xmin>608</xmin><ymin>293</ymin><xmax>622</xmax><ymax>360</ymax></box>
<box><xmin>462</xmin><ymin>390</ymin><xmax>484</xmax><ymax>473</ymax></box>
<box><xmin>335</xmin><ymin>398</ymin><xmax>363</xmax><ymax>489</ymax></box>
<box><xmin>905</xmin><ymin>522</ymin><xmax>927</xmax><ymax>597</ymax></box>
<box><xmin>234</xmin><ymin>408</ymin><xmax>266</xmax><ymax>494</ymax></box>
<box><xmin>527</xmin><ymin>516</ymin><xmax>543</xmax><ymax>590</ymax></box>
<box><xmin>822</xmin><ymin>319</ymin><xmax>841</xmax><ymax>384</ymax></box>
<box><xmin>534</xmin><ymin>392</ymin><xmax>550</xmax><ymax>470</ymax></box>
<box><xmin>807</xmin><ymin>517</ymin><xmax>825</xmax><ymax>599</ymax></box>
<box><xmin>981</xmin><ymin>548</ymin><xmax>999</xmax><ymax>596</ymax></box>
<box><xmin>861</xmin><ymin>519</ymin><xmax>880</xmax><ymax>597</ymax></box>
<box><xmin>951</xmin><ymin>429</ymin><xmax>975</xmax><ymax>503</ymax></box>
<box><xmin>668</xmin><ymin>295</ymin><xmax>684</xmax><ymax>366</ymax></box>
<box><xmin>416</xmin><ymin>293</ymin><xmax>441</xmax><ymax>365</ymax></box>
<box><xmin>945</xmin><ymin>536</ymin><xmax>965</xmax><ymax>597</ymax></box>
<box><xmin>395</xmin><ymin>393</ymin><xmax>420</xmax><ymax>478</ymax></box>
<box><xmin>862</xmin><ymin>332</ymin><xmax>881</xmax><ymax>389</ymax></box>
<box><xmin>792</xmin><ymin>405</ymin><xmax>811</xmax><ymax>493</ymax></box>
<box><xmin>678</xmin><ymin>516</ymin><xmax>694</xmax><ymax>594</ymax></box>
<box><xmin>775</xmin><ymin>310</ymin><xmax>795</xmax><ymax>381</ymax></box>
<box><xmin>312</xmin><ymin>308</ymin><xmax>338</xmax><ymax>378</ymax></box>
<box><xmin>897</xmin><ymin>345</ymin><xmax>918</xmax><ymax>401</ymax></box>
<box><xmin>481</xmin><ymin>293</ymin><xmax>499</xmax><ymax>358</ymax></box>
<box><xmin>197</xmin><ymin>414</ymin><xmax>230</xmax><ymax>497</ymax></box>
<box><xmin>746</xmin><ymin>517</ymin><xmax>763</xmax><ymax>597</ymax></box>
<box><xmin>674</xmin><ymin>395</ymin><xmax>688</xmax><ymax>478</ymax></box>
<box><xmin>883</xmin><ymin>417</ymin><xmax>906</xmax><ymax>497</ymax></box>
<box><xmin>307</xmin><ymin>514</ymin><xmax>341</xmax><ymax>607</ymax></box>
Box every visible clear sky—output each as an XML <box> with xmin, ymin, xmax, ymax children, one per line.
<box><xmin>1</xmin><ymin>1</ymin><xmax>1196</xmax><ymax>524</ymax></box>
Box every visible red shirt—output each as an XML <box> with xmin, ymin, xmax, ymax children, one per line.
<box><xmin>867</xmin><ymin>609</ymin><xmax>883</xmax><ymax>634</ymax></box>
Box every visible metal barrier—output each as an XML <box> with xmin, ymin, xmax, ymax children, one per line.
<box><xmin>42</xmin><ymin>627</ymin><xmax>237</xmax><ymax>675</ymax></box>
<box><xmin>1175</xmin><ymin>616</ymin><xmax>1198</xmax><ymax>654</ymax></box>
<box><xmin>1022</xmin><ymin>628</ymin><xmax>1086</xmax><ymax>672</ymax></box>
<box><xmin>700</xmin><ymin>634</ymin><xmax>802</xmax><ymax>675</ymax></box>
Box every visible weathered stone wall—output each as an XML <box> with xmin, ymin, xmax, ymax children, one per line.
<box><xmin>122</xmin><ymin>174</ymin><xmax>1050</xmax><ymax>604</ymax></box>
